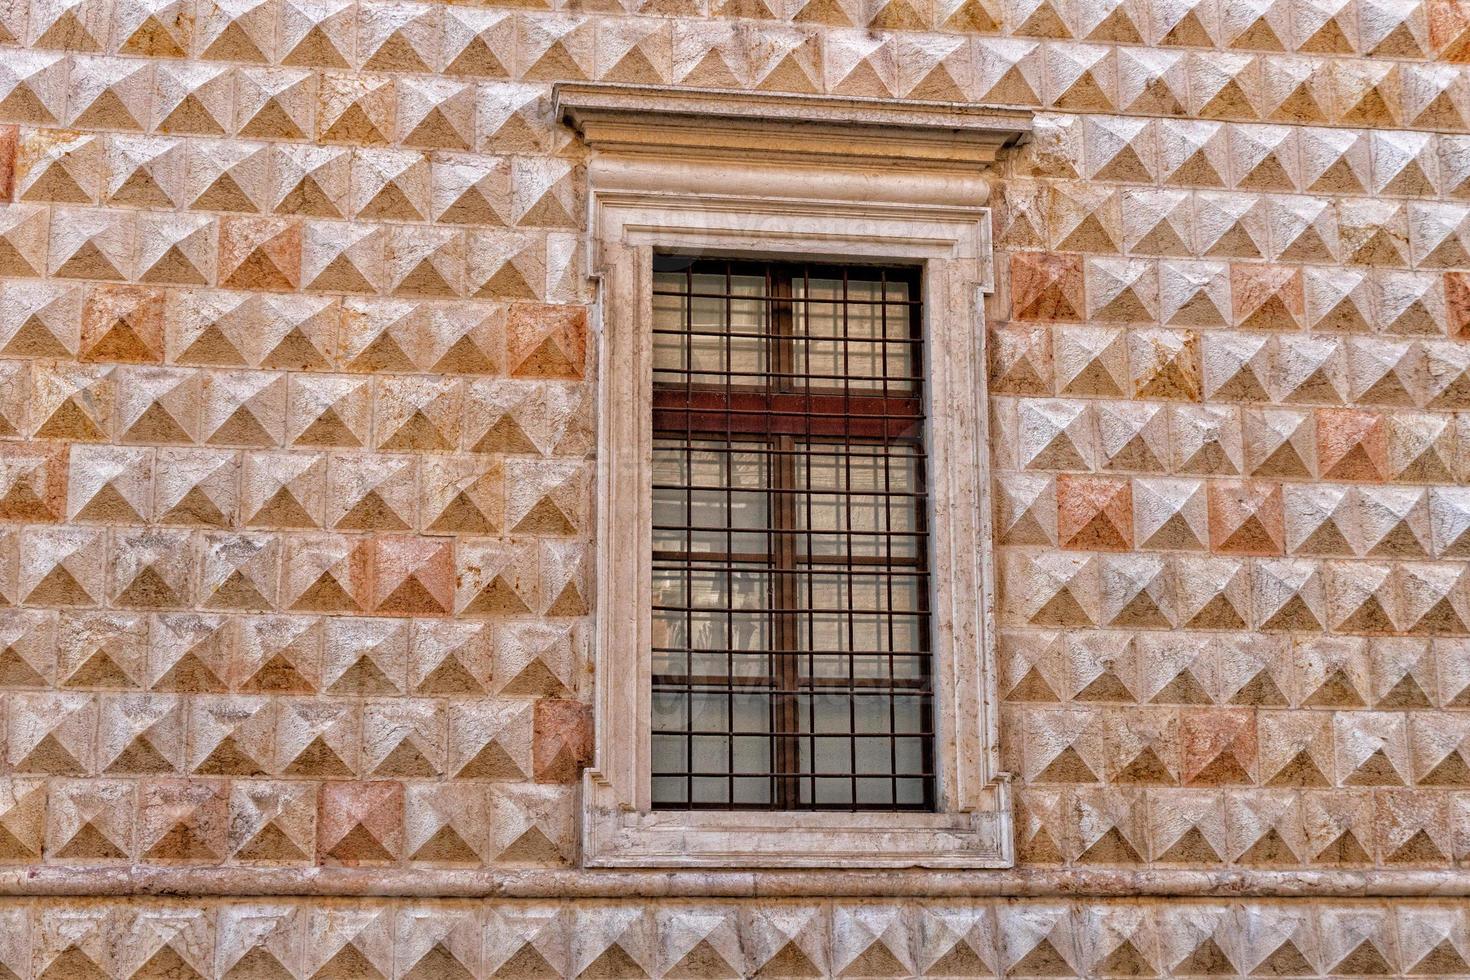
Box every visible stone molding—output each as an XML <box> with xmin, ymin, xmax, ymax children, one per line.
<box><xmin>4</xmin><ymin>866</ymin><xmax>1470</xmax><ymax>900</ymax></box>
<box><xmin>555</xmin><ymin>83</ymin><xmax>1032</xmax><ymax>171</ymax></box>
<box><xmin>561</xmin><ymin>84</ymin><xmax>1027</xmax><ymax>868</ymax></box>
<box><xmin>557</xmin><ymin>83</ymin><xmax>1031</xmax><ymax>216</ymax></box>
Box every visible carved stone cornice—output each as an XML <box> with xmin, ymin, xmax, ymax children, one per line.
<box><xmin>555</xmin><ymin>83</ymin><xmax>1031</xmax><ymax>208</ymax></box>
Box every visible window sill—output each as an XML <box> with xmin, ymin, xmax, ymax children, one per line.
<box><xmin>585</xmin><ymin>772</ymin><xmax>1013</xmax><ymax>869</ymax></box>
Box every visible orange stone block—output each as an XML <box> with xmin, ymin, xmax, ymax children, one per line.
<box><xmin>219</xmin><ymin>216</ymin><xmax>302</xmax><ymax>292</ymax></box>
<box><xmin>1180</xmin><ymin>708</ymin><xmax>1257</xmax><ymax>786</ymax></box>
<box><xmin>371</xmin><ymin>534</ymin><xmax>454</xmax><ymax>615</ymax></box>
<box><xmin>1056</xmin><ymin>474</ymin><xmax>1134</xmax><ymax>551</ymax></box>
<box><xmin>508</xmin><ymin>303</ymin><xmax>587</xmax><ymax>379</ymax></box>
<box><xmin>1317</xmin><ymin>408</ymin><xmax>1388</xmax><ymax>482</ymax></box>
<box><xmin>1430</xmin><ymin>0</ymin><xmax>1470</xmax><ymax>59</ymax></box>
<box><xmin>0</xmin><ymin>125</ymin><xmax>16</xmax><ymax>201</ymax></box>
<box><xmin>1207</xmin><ymin>481</ymin><xmax>1284</xmax><ymax>556</ymax></box>
<box><xmin>81</xmin><ymin>285</ymin><xmax>165</xmax><ymax>363</ymax></box>
<box><xmin>0</xmin><ymin>442</ymin><xmax>67</xmax><ymax>522</ymax></box>
<box><xmin>317</xmin><ymin>780</ymin><xmax>403</xmax><ymax>865</ymax></box>
<box><xmin>1446</xmin><ymin>272</ymin><xmax>1470</xmax><ymax>338</ymax></box>
<box><xmin>533</xmin><ymin>698</ymin><xmax>592</xmax><ymax>784</ymax></box>
<box><xmin>1010</xmin><ymin>253</ymin><xmax>1084</xmax><ymax>322</ymax></box>
<box><xmin>1229</xmin><ymin>264</ymin><xmax>1303</xmax><ymax>330</ymax></box>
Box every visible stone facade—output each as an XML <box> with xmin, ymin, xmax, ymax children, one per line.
<box><xmin>1</xmin><ymin>0</ymin><xmax>1470</xmax><ymax>972</ymax></box>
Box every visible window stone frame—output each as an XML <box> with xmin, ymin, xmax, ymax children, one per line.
<box><xmin>558</xmin><ymin>84</ymin><xmax>1029</xmax><ymax>869</ymax></box>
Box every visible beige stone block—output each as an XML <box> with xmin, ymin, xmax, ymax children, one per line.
<box><xmin>32</xmin><ymin>905</ymin><xmax>114</xmax><ymax>978</ymax></box>
<box><xmin>216</xmin><ymin>903</ymin><xmax>304</xmax><ymax>979</ymax></box>
<box><xmin>395</xmin><ymin>903</ymin><xmax>484</xmax><ymax>977</ymax></box>
<box><xmin>96</xmin><ymin>690</ymin><xmax>183</xmax><ymax>775</ymax></box>
<box><xmin>115</xmin><ymin>365</ymin><xmax>201</xmax><ymax>446</ymax></box>
<box><xmin>0</xmin><ymin>51</ymin><xmax>69</xmax><ymax>126</ymax></box>
<box><xmin>302</xmin><ymin>220</ymin><xmax>384</xmax><ymax>294</ymax></box>
<box><xmin>153</xmin><ymin>61</ymin><xmax>234</xmax><ymax>136</ymax></box>
<box><xmin>1300</xmin><ymin>788</ymin><xmax>1374</xmax><ymax>866</ymax></box>
<box><xmin>46</xmin><ymin>777</ymin><xmax>134</xmax><ymax>861</ymax></box>
<box><xmin>303</xmin><ymin>904</ymin><xmax>396</xmax><ymax>977</ymax></box>
<box><xmin>0</xmin><ymin>203</ymin><xmax>51</xmax><ymax>277</ymax></box>
<box><xmin>318</xmin><ymin>69</ymin><xmax>396</xmax><ymax>146</ymax></box>
<box><xmin>138</xmin><ymin>777</ymin><xmax>228</xmax><ymax>862</ymax></box>
<box><xmin>228</xmin><ymin>779</ymin><xmax>316</xmax><ymax>863</ymax></box>
<box><xmin>405</xmin><ymin>781</ymin><xmax>487</xmax><ymax>864</ymax></box>
<box><xmin>457</xmin><ymin>536</ymin><xmax>537</xmax><ymax>618</ymax></box>
<box><xmin>7</xmin><ymin>691</ymin><xmax>97</xmax><ymax>776</ymax></box>
<box><xmin>0</xmin><ymin>777</ymin><xmax>47</xmax><ymax>863</ymax></box>
<box><xmin>488</xmin><ymin>783</ymin><xmax>573</xmax><ymax>865</ymax></box>
<box><xmin>234</xmin><ymin>613</ymin><xmax>322</xmax><ymax>694</ymax></box>
<box><xmin>365</xmin><ymin>697</ymin><xmax>442</xmax><ymax>779</ymax></box>
<box><xmin>14</xmin><ymin>128</ymin><xmax>103</xmax><ymax>204</ymax></box>
<box><xmin>327</xmin><ymin>451</ymin><xmax>416</xmax><ymax>532</ymax></box>
<box><xmin>0</xmin><ymin>609</ymin><xmax>58</xmax><ymax>689</ymax></box>
<box><xmin>373</xmin><ymin>375</ymin><xmax>462</xmax><ymax>452</ymax></box>
<box><xmin>147</xmin><ymin>611</ymin><xmax>233</xmax><ymax>693</ymax></box>
<box><xmin>1146</xmin><ymin>787</ymin><xmax>1227</xmax><ymax>864</ymax></box>
<box><xmin>196</xmin><ymin>530</ymin><xmax>281</xmax><ymax>612</ymax></box>
<box><xmin>286</xmin><ymin>374</ymin><xmax>371</xmax><ymax>449</ymax></box>
<box><xmin>187</xmin><ymin>695</ymin><xmax>276</xmax><ymax>777</ymax></box>
<box><xmin>277</xmin><ymin>696</ymin><xmax>359</xmax><ymax>778</ymax></box>
<box><xmin>996</xmin><ymin>903</ymin><xmax>1082</xmax><ymax>976</ymax></box>
<box><xmin>281</xmin><ymin>532</ymin><xmax>369</xmax><ymax>614</ymax></box>
<box><xmin>20</xmin><ymin>525</ymin><xmax>107</xmax><ymax>608</ymax></box>
<box><xmin>186</xmin><ymin>139</ymin><xmax>272</xmax><ymax>214</ymax></box>
<box><xmin>412</xmin><ymin>619</ymin><xmax>493</xmax><ymax>696</ymax></box>
<box><xmin>1076</xmin><ymin>902</ymin><xmax>1163</xmax><ymax>976</ymax></box>
<box><xmin>269</xmin><ymin>143</ymin><xmax>351</xmax><ymax>217</ymax></box>
<box><xmin>113</xmin><ymin>907</ymin><xmax>215</xmax><ymax>979</ymax></box>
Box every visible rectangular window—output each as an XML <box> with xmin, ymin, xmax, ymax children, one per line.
<box><xmin>648</xmin><ymin>256</ymin><xmax>934</xmax><ymax>812</ymax></box>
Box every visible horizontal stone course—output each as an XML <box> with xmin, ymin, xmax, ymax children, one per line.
<box><xmin>3</xmin><ymin>0</ymin><xmax>1470</xmax><ymax>942</ymax></box>
<box><xmin>0</xmin><ymin>895</ymin><xmax>1461</xmax><ymax>978</ymax></box>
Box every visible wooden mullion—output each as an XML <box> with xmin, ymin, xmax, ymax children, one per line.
<box><xmin>771</xmin><ymin>270</ymin><xmax>802</xmax><ymax>810</ymax></box>
<box><xmin>651</xmin><ymin>389</ymin><xmax>921</xmax><ymax>440</ymax></box>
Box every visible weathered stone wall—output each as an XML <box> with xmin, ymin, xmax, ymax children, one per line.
<box><xmin>1</xmin><ymin>0</ymin><xmax>1469</xmax><ymax>972</ymax></box>
<box><xmin>1</xmin><ymin>897</ymin><xmax>1467</xmax><ymax>975</ymax></box>
<box><xmin>987</xmin><ymin>1</ymin><xmax>1470</xmax><ymax>875</ymax></box>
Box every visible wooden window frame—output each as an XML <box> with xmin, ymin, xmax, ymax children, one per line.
<box><xmin>559</xmin><ymin>83</ymin><xmax>1026</xmax><ymax>868</ymax></box>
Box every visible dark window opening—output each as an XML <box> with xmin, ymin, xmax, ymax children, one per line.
<box><xmin>649</xmin><ymin>256</ymin><xmax>936</xmax><ymax>812</ymax></box>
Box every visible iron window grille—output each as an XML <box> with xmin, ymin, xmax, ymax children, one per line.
<box><xmin>649</xmin><ymin>255</ymin><xmax>935</xmax><ymax>812</ymax></box>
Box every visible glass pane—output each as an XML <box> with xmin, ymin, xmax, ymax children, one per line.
<box><xmin>651</xmin><ymin>776</ymin><xmax>686</xmax><ymax>805</ymax></box>
<box><xmin>651</xmin><ymin>692</ymin><xmax>687</xmax><ymax>730</ymax></box>
<box><xmin>652</xmin><ymin>285</ymin><xmax>687</xmax><ymax>380</ymax></box>
<box><xmin>692</xmin><ymin>777</ymin><xmax>728</xmax><ymax>805</ymax></box>
<box><xmin>805</xmin><ymin>693</ymin><xmax>850</xmax><ymax>734</ymax></box>
<box><xmin>690</xmin><ymin>692</ymin><xmax>728</xmax><ymax>733</ymax></box>
<box><xmin>651</xmin><ymin>735</ymin><xmax>686</xmax><ymax>776</ymax></box>
<box><xmin>791</xmin><ymin>271</ymin><xmax>917</xmax><ymax>393</ymax></box>
<box><xmin>654</xmin><ymin>440</ymin><xmax>771</xmax><ymax>557</ymax></box>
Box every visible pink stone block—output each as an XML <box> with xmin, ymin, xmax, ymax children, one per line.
<box><xmin>317</xmin><ymin>780</ymin><xmax>403</xmax><ymax>865</ymax></box>
<box><xmin>532</xmin><ymin>698</ymin><xmax>592</xmax><ymax>784</ymax></box>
